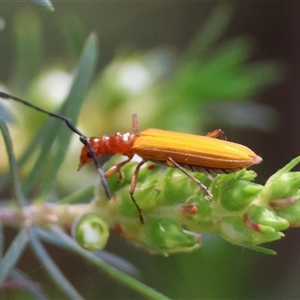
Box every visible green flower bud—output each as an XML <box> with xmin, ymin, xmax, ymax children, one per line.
<box><xmin>275</xmin><ymin>194</ymin><xmax>300</xmax><ymax>226</ymax></box>
<box><xmin>141</xmin><ymin>218</ymin><xmax>200</xmax><ymax>255</ymax></box>
<box><xmin>260</xmin><ymin>156</ymin><xmax>300</xmax><ymax>203</ymax></box>
<box><xmin>211</xmin><ymin>170</ymin><xmax>262</xmax><ymax>211</ymax></box>
<box><xmin>245</xmin><ymin>205</ymin><xmax>289</xmax><ymax>232</ymax></box>
<box><xmin>261</xmin><ymin>173</ymin><xmax>300</xmax><ymax>202</ymax></box>
<box><xmin>220</xmin><ymin>181</ymin><xmax>261</xmax><ymax>211</ymax></box>
<box><xmin>112</xmin><ymin>180</ymin><xmax>160</xmax><ymax>221</ymax></box>
<box><xmin>155</xmin><ymin>168</ymin><xmax>207</xmax><ymax>205</ymax></box>
<box><xmin>73</xmin><ymin>213</ymin><xmax>109</xmax><ymax>251</ymax></box>
<box><xmin>218</xmin><ymin>216</ymin><xmax>284</xmax><ymax>252</ymax></box>
<box><xmin>183</xmin><ymin>194</ymin><xmax>215</xmax><ymax>232</ymax></box>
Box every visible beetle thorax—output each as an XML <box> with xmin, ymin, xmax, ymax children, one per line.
<box><xmin>90</xmin><ymin>132</ymin><xmax>136</xmax><ymax>156</ymax></box>
<box><xmin>78</xmin><ymin>132</ymin><xmax>137</xmax><ymax>169</ymax></box>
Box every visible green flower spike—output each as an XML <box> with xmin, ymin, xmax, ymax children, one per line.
<box><xmin>95</xmin><ymin>155</ymin><xmax>300</xmax><ymax>255</ymax></box>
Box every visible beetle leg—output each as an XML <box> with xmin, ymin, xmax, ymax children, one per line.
<box><xmin>130</xmin><ymin>160</ymin><xmax>146</xmax><ymax>224</ymax></box>
<box><xmin>206</xmin><ymin>129</ymin><xmax>226</xmax><ymax>140</ymax></box>
<box><xmin>166</xmin><ymin>157</ymin><xmax>213</xmax><ymax>202</ymax></box>
<box><xmin>104</xmin><ymin>157</ymin><xmax>132</xmax><ymax>182</ymax></box>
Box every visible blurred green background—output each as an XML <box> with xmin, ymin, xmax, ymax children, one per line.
<box><xmin>1</xmin><ymin>2</ymin><xmax>300</xmax><ymax>299</ymax></box>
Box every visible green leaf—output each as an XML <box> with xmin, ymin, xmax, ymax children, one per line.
<box><xmin>22</xmin><ymin>33</ymin><xmax>99</xmax><ymax>196</ymax></box>
<box><xmin>0</xmin><ymin>119</ymin><xmax>26</xmax><ymax>206</ymax></box>
<box><xmin>30</xmin><ymin>228</ymin><xmax>84</xmax><ymax>299</ymax></box>
<box><xmin>0</xmin><ymin>228</ymin><xmax>29</xmax><ymax>285</ymax></box>
<box><xmin>184</xmin><ymin>4</ymin><xmax>234</xmax><ymax>60</ymax></box>
<box><xmin>13</xmin><ymin>9</ymin><xmax>44</xmax><ymax>92</ymax></box>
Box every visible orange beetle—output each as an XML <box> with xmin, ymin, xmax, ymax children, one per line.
<box><xmin>79</xmin><ymin>114</ymin><xmax>262</xmax><ymax>222</ymax></box>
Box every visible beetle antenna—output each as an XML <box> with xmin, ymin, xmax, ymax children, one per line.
<box><xmin>0</xmin><ymin>91</ymin><xmax>111</xmax><ymax>199</ymax></box>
